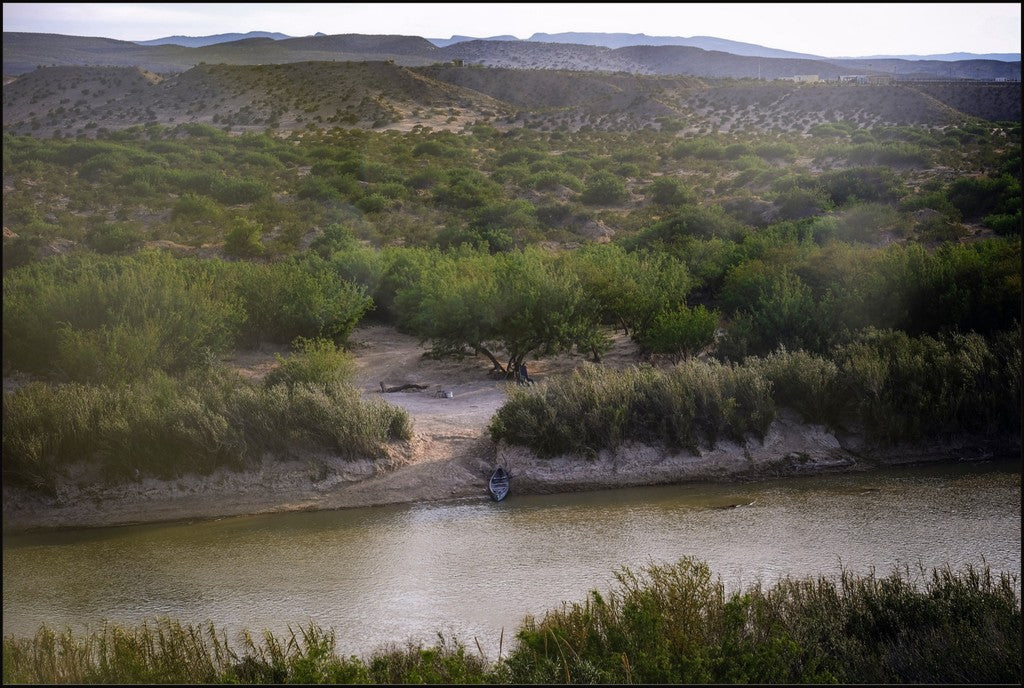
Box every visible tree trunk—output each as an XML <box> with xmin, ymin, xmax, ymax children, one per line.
<box><xmin>475</xmin><ymin>345</ymin><xmax>505</xmax><ymax>373</ymax></box>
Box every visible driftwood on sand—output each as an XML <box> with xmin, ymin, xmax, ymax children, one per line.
<box><xmin>380</xmin><ymin>381</ymin><xmax>429</xmax><ymax>393</ymax></box>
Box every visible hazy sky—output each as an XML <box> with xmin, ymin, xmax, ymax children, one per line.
<box><xmin>3</xmin><ymin>3</ymin><xmax>1021</xmax><ymax>57</ymax></box>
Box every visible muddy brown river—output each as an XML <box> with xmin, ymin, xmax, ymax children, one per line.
<box><xmin>3</xmin><ymin>460</ymin><xmax>1020</xmax><ymax>658</ymax></box>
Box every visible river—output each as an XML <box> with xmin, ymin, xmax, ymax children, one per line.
<box><xmin>3</xmin><ymin>460</ymin><xmax>1020</xmax><ymax>658</ymax></box>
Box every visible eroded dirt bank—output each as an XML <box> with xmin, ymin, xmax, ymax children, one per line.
<box><xmin>3</xmin><ymin>326</ymin><xmax>1016</xmax><ymax>533</ymax></box>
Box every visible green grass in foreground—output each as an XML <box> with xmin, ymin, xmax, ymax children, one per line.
<box><xmin>3</xmin><ymin>559</ymin><xmax>1019</xmax><ymax>684</ymax></box>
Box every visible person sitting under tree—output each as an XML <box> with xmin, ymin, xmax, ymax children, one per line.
<box><xmin>517</xmin><ymin>362</ymin><xmax>534</xmax><ymax>385</ymax></box>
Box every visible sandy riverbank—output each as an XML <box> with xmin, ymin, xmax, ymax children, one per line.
<box><xmin>3</xmin><ymin>325</ymin><xmax>1016</xmax><ymax>533</ymax></box>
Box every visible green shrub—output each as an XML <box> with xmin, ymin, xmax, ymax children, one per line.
<box><xmin>172</xmin><ymin>193</ymin><xmax>222</xmax><ymax>223</ymax></box>
<box><xmin>720</xmin><ymin>265</ymin><xmax>824</xmax><ymax>356</ymax></box>
<box><xmin>432</xmin><ymin>168</ymin><xmax>502</xmax><ymax>209</ymax></box>
<box><xmin>235</xmin><ymin>256</ymin><xmax>373</xmax><ymax>346</ymax></box>
<box><xmin>984</xmin><ymin>210</ymin><xmax>1022</xmax><ymax>236</ymax></box>
<box><xmin>211</xmin><ymin>177</ymin><xmax>270</xmax><ymax>204</ymax></box>
<box><xmin>630</xmin><ymin>206</ymin><xmax>746</xmax><ymax>247</ymax></box>
<box><xmin>634</xmin><ymin>304</ymin><xmax>719</xmax><ymax>361</ymax></box>
<box><xmin>264</xmin><ymin>337</ymin><xmax>355</xmax><ymax>388</ymax></box>
<box><xmin>296</xmin><ymin>176</ymin><xmax>343</xmax><ymax>202</ymax></box>
<box><xmin>818</xmin><ymin>166</ymin><xmax>901</xmax><ymax>206</ymax></box>
<box><xmin>834</xmin><ymin>328</ymin><xmax>1021</xmax><ymax>442</ymax></box>
<box><xmin>773</xmin><ymin>187</ymin><xmax>831</xmax><ymax>221</ymax></box>
<box><xmin>948</xmin><ymin>174</ymin><xmax>1021</xmax><ymax>220</ymax></box>
<box><xmin>646</xmin><ymin>176</ymin><xmax>694</xmax><ymax>206</ymax></box>
<box><xmin>581</xmin><ymin>171</ymin><xmax>628</xmax><ymax>206</ymax></box>
<box><xmin>223</xmin><ymin>217</ymin><xmax>265</xmax><ymax>257</ymax></box>
<box><xmin>523</xmin><ymin>170</ymin><xmax>583</xmax><ymax>192</ymax></box>
<box><xmin>84</xmin><ymin>221</ymin><xmax>142</xmax><ymax>254</ymax></box>
<box><xmin>355</xmin><ymin>193</ymin><xmax>390</xmax><ymax>214</ymax></box>
<box><xmin>747</xmin><ymin>348</ymin><xmax>842</xmax><ymax>425</ymax></box>
<box><xmin>3</xmin><ymin>252</ymin><xmax>243</xmax><ymax>381</ymax></box>
<box><xmin>834</xmin><ymin>202</ymin><xmax>906</xmax><ymax>243</ymax></box>
<box><xmin>502</xmin><ymin>559</ymin><xmax>1021</xmax><ymax>685</ymax></box>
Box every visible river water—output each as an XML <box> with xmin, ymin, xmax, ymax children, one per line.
<box><xmin>3</xmin><ymin>460</ymin><xmax>1020</xmax><ymax>658</ymax></box>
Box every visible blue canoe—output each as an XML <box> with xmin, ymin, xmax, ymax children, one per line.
<box><xmin>489</xmin><ymin>466</ymin><xmax>510</xmax><ymax>501</ymax></box>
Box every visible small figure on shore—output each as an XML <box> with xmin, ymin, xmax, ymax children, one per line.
<box><xmin>517</xmin><ymin>362</ymin><xmax>533</xmax><ymax>386</ymax></box>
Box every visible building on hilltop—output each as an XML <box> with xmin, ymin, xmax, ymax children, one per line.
<box><xmin>839</xmin><ymin>74</ymin><xmax>894</xmax><ymax>84</ymax></box>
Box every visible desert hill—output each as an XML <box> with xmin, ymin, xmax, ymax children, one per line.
<box><xmin>526</xmin><ymin>31</ymin><xmax>820</xmax><ymax>59</ymax></box>
<box><xmin>274</xmin><ymin>33</ymin><xmax>438</xmax><ymax>56</ymax></box>
<box><xmin>437</xmin><ymin>39</ymin><xmax>643</xmax><ymax>73</ymax></box>
<box><xmin>137</xmin><ymin>31</ymin><xmax>291</xmax><ymax>47</ymax></box>
<box><xmin>5</xmin><ymin>31</ymin><xmax>1020</xmax><ymax>82</ymax></box>
<box><xmin>4</xmin><ymin>60</ymin><xmax>1020</xmax><ymax>139</ymax></box>
<box><xmin>613</xmin><ymin>45</ymin><xmax>857</xmax><ymax>79</ymax></box>
<box><xmin>1</xmin><ymin>61</ymin><xmax>511</xmax><ymax>137</ymax></box>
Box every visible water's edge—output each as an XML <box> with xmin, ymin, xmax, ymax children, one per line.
<box><xmin>4</xmin><ymin>460</ymin><xmax>1020</xmax><ymax>656</ymax></box>
<box><xmin>3</xmin><ymin>417</ymin><xmax>1018</xmax><ymax>535</ymax></box>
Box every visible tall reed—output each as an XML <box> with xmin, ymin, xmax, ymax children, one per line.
<box><xmin>491</xmin><ymin>327</ymin><xmax>1020</xmax><ymax>457</ymax></box>
<box><xmin>2</xmin><ymin>369</ymin><xmax>411</xmax><ymax>493</ymax></box>
<box><xmin>490</xmin><ymin>361</ymin><xmax>775</xmax><ymax>457</ymax></box>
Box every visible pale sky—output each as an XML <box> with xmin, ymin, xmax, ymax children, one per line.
<box><xmin>2</xmin><ymin>3</ymin><xmax>1021</xmax><ymax>57</ymax></box>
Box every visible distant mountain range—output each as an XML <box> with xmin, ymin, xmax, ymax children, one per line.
<box><xmin>833</xmin><ymin>52</ymin><xmax>1021</xmax><ymax>62</ymax></box>
<box><xmin>133</xmin><ymin>29</ymin><xmax>1021</xmax><ymax>62</ymax></box>
<box><xmin>3</xmin><ymin>30</ymin><xmax>1019</xmax><ymax>82</ymax></box>
<box><xmin>136</xmin><ymin>31</ymin><xmax>293</xmax><ymax>47</ymax></box>
<box><xmin>427</xmin><ymin>35</ymin><xmax>520</xmax><ymax>48</ymax></box>
<box><xmin>522</xmin><ymin>32</ymin><xmax>821</xmax><ymax>59</ymax></box>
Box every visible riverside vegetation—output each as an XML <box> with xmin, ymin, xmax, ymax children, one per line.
<box><xmin>3</xmin><ymin>119</ymin><xmax>1020</xmax><ymax>490</ymax></box>
<box><xmin>3</xmin><ymin>75</ymin><xmax>1021</xmax><ymax>682</ymax></box>
<box><xmin>2</xmin><ymin>559</ymin><xmax>1020</xmax><ymax>684</ymax></box>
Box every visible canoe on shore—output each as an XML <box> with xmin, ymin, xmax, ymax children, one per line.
<box><xmin>489</xmin><ymin>466</ymin><xmax>510</xmax><ymax>502</ymax></box>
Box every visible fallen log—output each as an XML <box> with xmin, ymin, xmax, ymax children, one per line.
<box><xmin>380</xmin><ymin>381</ymin><xmax>429</xmax><ymax>393</ymax></box>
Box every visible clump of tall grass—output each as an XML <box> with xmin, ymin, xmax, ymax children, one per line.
<box><xmin>502</xmin><ymin>558</ymin><xmax>1021</xmax><ymax>684</ymax></box>
<box><xmin>4</xmin><ymin>561</ymin><xmax>1018</xmax><ymax>684</ymax></box>
<box><xmin>492</xmin><ymin>326</ymin><xmax>1021</xmax><ymax>458</ymax></box>
<box><xmin>834</xmin><ymin>327</ymin><xmax>1021</xmax><ymax>442</ymax></box>
<box><xmin>746</xmin><ymin>347</ymin><xmax>842</xmax><ymax>426</ymax></box>
<box><xmin>1</xmin><ymin>620</ymin><xmax>491</xmax><ymax>685</ymax></box>
<box><xmin>489</xmin><ymin>360</ymin><xmax>775</xmax><ymax>457</ymax></box>
<box><xmin>2</xmin><ymin>369</ymin><xmax>411</xmax><ymax>494</ymax></box>
<box><xmin>1</xmin><ymin>618</ymin><xmax>233</xmax><ymax>684</ymax></box>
